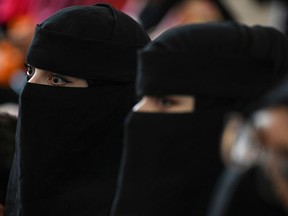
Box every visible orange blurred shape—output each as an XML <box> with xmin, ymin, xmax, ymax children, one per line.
<box><xmin>0</xmin><ymin>39</ymin><xmax>24</xmax><ymax>87</ymax></box>
<box><xmin>7</xmin><ymin>15</ymin><xmax>35</xmax><ymax>53</ymax></box>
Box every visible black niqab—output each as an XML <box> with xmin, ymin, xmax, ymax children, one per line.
<box><xmin>19</xmin><ymin>83</ymin><xmax>130</xmax><ymax>215</ymax></box>
<box><xmin>5</xmin><ymin>4</ymin><xmax>150</xmax><ymax>216</ymax></box>
<box><xmin>110</xmin><ymin>22</ymin><xmax>288</xmax><ymax>216</ymax></box>
<box><xmin>138</xmin><ymin>21</ymin><xmax>288</xmax><ymax>98</ymax></box>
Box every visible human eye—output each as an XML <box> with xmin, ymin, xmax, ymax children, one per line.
<box><xmin>25</xmin><ymin>63</ymin><xmax>35</xmax><ymax>80</ymax></box>
<box><xmin>154</xmin><ymin>95</ymin><xmax>194</xmax><ymax>113</ymax></box>
<box><xmin>155</xmin><ymin>96</ymin><xmax>175</xmax><ymax>107</ymax></box>
<box><xmin>49</xmin><ymin>73</ymin><xmax>71</xmax><ymax>86</ymax></box>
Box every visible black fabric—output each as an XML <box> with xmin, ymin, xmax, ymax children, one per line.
<box><xmin>0</xmin><ymin>169</ymin><xmax>10</xmax><ymax>204</ymax></box>
<box><xmin>0</xmin><ymin>113</ymin><xmax>16</xmax><ymax>205</ymax></box>
<box><xmin>111</xmin><ymin>22</ymin><xmax>288</xmax><ymax>216</ymax></box>
<box><xmin>139</xmin><ymin>52</ymin><xmax>274</xmax><ymax>98</ymax></box>
<box><xmin>0</xmin><ymin>87</ymin><xmax>18</xmax><ymax>104</ymax></box>
<box><xmin>258</xmin><ymin>80</ymin><xmax>288</xmax><ymax>108</ymax></box>
<box><xmin>223</xmin><ymin>167</ymin><xmax>287</xmax><ymax>215</ymax></box>
<box><xmin>9</xmin><ymin>82</ymin><xmax>133</xmax><ymax>216</ymax></box>
<box><xmin>26</xmin><ymin>4</ymin><xmax>150</xmax><ymax>82</ymax></box>
<box><xmin>6</xmin><ymin>3</ymin><xmax>150</xmax><ymax>216</ymax></box>
<box><xmin>112</xmin><ymin>110</ymin><xmax>227</xmax><ymax>216</ymax></box>
<box><xmin>137</xmin><ymin>22</ymin><xmax>288</xmax><ymax>99</ymax></box>
<box><xmin>5</xmin><ymin>150</ymin><xmax>20</xmax><ymax>216</ymax></box>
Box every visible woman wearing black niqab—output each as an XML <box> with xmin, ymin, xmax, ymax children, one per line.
<box><xmin>5</xmin><ymin>4</ymin><xmax>150</xmax><ymax>216</ymax></box>
<box><xmin>110</xmin><ymin>22</ymin><xmax>288</xmax><ymax>216</ymax></box>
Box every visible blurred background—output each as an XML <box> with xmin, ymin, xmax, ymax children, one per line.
<box><xmin>0</xmin><ymin>0</ymin><xmax>285</xmax><ymax>116</ymax></box>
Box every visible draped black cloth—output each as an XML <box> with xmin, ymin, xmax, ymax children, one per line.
<box><xmin>5</xmin><ymin>4</ymin><xmax>150</xmax><ymax>216</ymax></box>
<box><xmin>110</xmin><ymin>22</ymin><xmax>288</xmax><ymax>216</ymax></box>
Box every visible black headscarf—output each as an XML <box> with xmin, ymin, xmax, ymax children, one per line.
<box><xmin>138</xmin><ymin>21</ymin><xmax>288</xmax><ymax>99</ymax></box>
<box><xmin>5</xmin><ymin>4</ymin><xmax>150</xmax><ymax>216</ymax></box>
<box><xmin>110</xmin><ymin>22</ymin><xmax>288</xmax><ymax>216</ymax></box>
<box><xmin>26</xmin><ymin>4</ymin><xmax>150</xmax><ymax>82</ymax></box>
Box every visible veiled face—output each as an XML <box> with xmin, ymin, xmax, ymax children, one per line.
<box><xmin>26</xmin><ymin>66</ymin><xmax>88</xmax><ymax>87</ymax></box>
<box><xmin>133</xmin><ymin>95</ymin><xmax>195</xmax><ymax>113</ymax></box>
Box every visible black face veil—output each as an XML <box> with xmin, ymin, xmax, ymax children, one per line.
<box><xmin>5</xmin><ymin>4</ymin><xmax>150</xmax><ymax>216</ymax></box>
<box><xmin>110</xmin><ymin>22</ymin><xmax>288</xmax><ymax>216</ymax></box>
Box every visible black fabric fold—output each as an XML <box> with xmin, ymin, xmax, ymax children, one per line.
<box><xmin>6</xmin><ymin>3</ymin><xmax>150</xmax><ymax>216</ymax></box>
<box><xmin>26</xmin><ymin>4</ymin><xmax>150</xmax><ymax>82</ymax></box>
<box><xmin>137</xmin><ymin>22</ymin><xmax>288</xmax><ymax>99</ymax></box>
<box><xmin>111</xmin><ymin>22</ymin><xmax>288</xmax><ymax>216</ymax></box>
<box><xmin>112</xmin><ymin>110</ymin><xmax>226</xmax><ymax>215</ymax></box>
<box><xmin>17</xmin><ymin>83</ymin><xmax>132</xmax><ymax>215</ymax></box>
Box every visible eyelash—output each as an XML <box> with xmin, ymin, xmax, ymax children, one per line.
<box><xmin>49</xmin><ymin>74</ymin><xmax>70</xmax><ymax>85</ymax></box>
<box><xmin>24</xmin><ymin>63</ymin><xmax>71</xmax><ymax>85</ymax></box>
<box><xmin>156</xmin><ymin>97</ymin><xmax>175</xmax><ymax>107</ymax></box>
